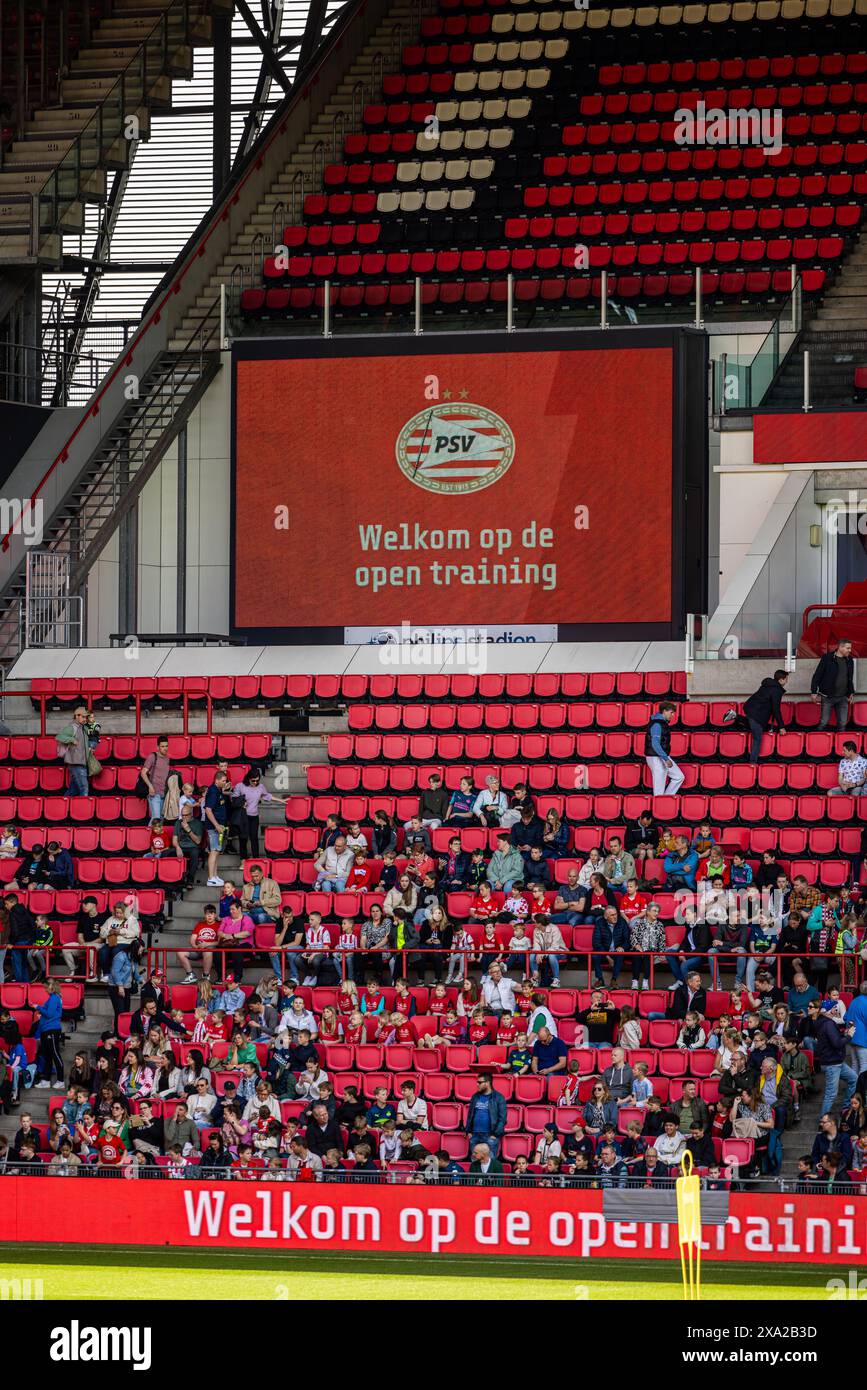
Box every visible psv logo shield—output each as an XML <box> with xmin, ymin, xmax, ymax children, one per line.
<box><xmin>396</xmin><ymin>402</ymin><xmax>515</xmax><ymax>494</ymax></box>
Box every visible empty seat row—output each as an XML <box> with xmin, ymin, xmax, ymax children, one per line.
<box><xmin>13</xmin><ymin>888</ymin><xmax>164</xmax><ymax>915</ymax></box>
<box><xmin>596</xmin><ymin>53</ymin><xmax>867</xmax><ymax>86</ymax></box>
<box><xmin>573</xmin><ymin>85</ymin><xmax>867</xmax><ymax>116</ymax></box>
<box><xmin>510</xmin><ymin>205</ymin><xmax>861</xmax><ymax>238</ymax></box>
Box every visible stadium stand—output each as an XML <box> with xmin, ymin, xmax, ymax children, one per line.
<box><xmin>1</xmin><ymin>667</ymin><xmax>865</xmax><ymax>1192</ymax></box>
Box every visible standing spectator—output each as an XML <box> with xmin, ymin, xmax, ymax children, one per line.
<box><xmin>56</xmin><ymin>706</ymin><xmax>92</xmax><ymax>797</ymax></box>
<box><xmin>406</xmin><ymin>772</ymin><xmax>449</xmax><ymax>832</ymax></box>
<box><xmin>828</xmin><ymin>740</ymin><xmax>867</xmax><ymax>797</ymax></box>
<box><xmin>741</xmin><ymin>670</ymin><xmax>789</xmax><ymax>764</ymax></box>
<box><xmin>32</xmin><ymin>980</ymin><xmax>64</xmax><ymax>1088</ymax></box>
<box><xmin>845</xmin><ymin>982</ymin><xmax>867</xmax><ymax>1078</ymax></box>
<box><xmin>811</xmin><ymin>639</ymin><xmax>854</xmax><ymax>731</ymax></box>
<box><xmin>805</xmin><ymin>998</ymin><xmax>858</xmax><ymax>1115</ymax></box>
<box><xmin>644</xmin><ymin>702</ymin><xmax>683</xmax><ymax>797</ymax></box>
<box><xmin>232</xmin><ymin>769</ymin><xmax>286</xmax><ymax>859</ymax></box>
<box><xmin>465</xmin><ymin>1073</ymin><xmax>507</xmax><ymax>1158</ymax></box>
<box><xmin>203</xmin><ymin>770</ymin><xmax>230</xmax><ymax>887</ymax></box>
<box><xmin>139</xmin><ymin>736</ymin><xmax>171</xmax><ymax>820</ymax></box>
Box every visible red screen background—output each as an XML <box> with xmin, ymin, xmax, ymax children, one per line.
<box><xmin>233</xmin><ymin>346</ymin><xmax>675</xmax><ymax>630</ymax></box>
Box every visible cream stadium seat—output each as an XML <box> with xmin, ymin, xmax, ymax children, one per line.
<box><xmin>505</xmin><ymin>97</ymin><xmax>532</xmax><ymax>119</ymax></box>
<box><xmin>732</xmin><ymin>2</ymin><xmax>757</xmax><ymax>17</ymax></box>
<box><xmin>636</xmin><ymin>7</ymin><xmax>661</xmax><ymax>22</ymax></box>
<box><xmin>829</xmin><ymin>0</ymin><xmax>853</xmax><ymax>13</ymax></box>
<box><xmin>544</xmin><ymin>38</ymin><xmax>569</xmax><ymax>58</ymax></box>
<box><xmin>398</xmin><ymin>190</ymin><xmax>424</xmax><ymax>213</ymax></box>
<box><xmin>421</xmin><ymin>158</ymin><xmax>446</xmax><ymax>182</ymax></box>
<box><xmin>479</xmin><ymin>69</ymin><xmax>506</xmax><ymax>91</ymax></box>
<box><xmin>396</xmin><ymin>161</ymin><xmax>421</xmax><ymax>183</ymax></box>
<box><xmin>449</xmin><ymin>188</ymin><xmax>475</xmax><ymax>211</ymax></box>
<box><xmin>611</xmin><ymin>8</ymin><xmax>636</xmax><ymax>26</ymax></box>
<box><xmin>473</xmin><ymin>42</ymin><xmax>498</xmax><ymax>63</ymax></box>
<box><xmin>563</xmin><ymin>9</ymin><xmax>587</xmax><ymax>27</ymax></box>
<box><xmin>436</xmin><ymin>101</ymin><xmax>459</xmax><ymax>124</ymax></box>
<box><xmin>708</xmin><ymin>2</ymin><xmax>732</xmax><ymax>17</ymax></box>
<box><xmin>469</xmin><ymin>157</ymin><xmax>495</xmax><ymax>180</ymax></box>
<box><xmin>804</xmin><ymin>0</ymin><xmax>828</xmax><ymax>12</ymax></box>
<box><xmin>520</xmin><ymin>12</ymin><xmax>544</xmax><ymax>30</ymax></box>
<box><xmin>538</xmin><ymin>12</ymin><xmax>564</xmax><ymax>29</ymax></box>
<box><xmin>492</xmin><ymin>14</ymin><xmax>516</xmax><ymax>32</ymax></box>
<box><xmin>659</xmin><ymin>6</ymin><xmax>684</xmax><ymax>20</ymax></box>
<box><xmin>525</xmin><ymin>68</ymin><xmax>551</xmax><ymax>88</ymax></box>
<box><xmin>489</xmin><ymin>128</ymin><xmax>513</xmax><ymax>149</ymax></box>
<box><xmin>444</xmin><ymin>158</ymin><xmax>470</xmax><ymax>180</ymax></box>
<box><xmin>518</xmin><ymin>40</ymin><xmax>545</xmax><ymax>60</ymax></box>
<box><xmin>424</xmin><ymin>189</ymin><xmax>449</xmax><ymax>211</ymax></box>
<box><xmin>454</xmin><ymin>71</ymin><xmax>480</xmax><ymax>93</ymax></box>
<box><xmin>464</xmin><ymin>128</ymin><xmax>490</xmax><ymax>151</ymax></box>
<box><xmin>588</xmin><ymin>8</ymin><xmax>612</xmax><ymax>27</ymax></box>
<box><xmin>780</xmin><ymin>0</ymin><xmax>805</xmax><ymax>13</ymax></box>
<box><xmin>377</xmin><ymin>191</ymin><xmax>399</xmax><ymax>214</ymax></box>
<box><xmin>682</xmin><ymin>5</ymin><xmax>708</xmax><ymax>20</ymax></box>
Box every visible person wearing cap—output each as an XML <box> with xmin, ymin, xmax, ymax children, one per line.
<box><xmin>487</xmin><ymin>834</ymin><xmax>524</xmax><ymax>893</ymax></box>
<box><xmin>215</xmin><ymin>975</ymin><xmax>245</xmax><ymax>1014</ymax></box>
<box><xmin>473</xmin><ymin>775</ymin><xmax>508</xmax><ymax>829</ymax></box>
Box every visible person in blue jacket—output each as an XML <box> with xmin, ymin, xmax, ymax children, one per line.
<box><xmin>845</xmin><ymin>981</ymin><xmax>867</xmax><ymax>1078</ymax></box>
<box><xmin>663</xmin><ymin>836</ymin><xmax>699</xmax><ymax>891</ymax></box>
<box><xmin>33</xmin><ymin>981</ymin><xmax>64</xmax><ymax>1088</ymax></box>
<box><xmin>465</xmin><ymin>1073</ymin><xmax>507</xmax><ymax>1159</ymax></box>
<box><xmin>591</xmin><ymin>906</ymin><xmax>630</xmax><ymax>985</ymax></box>
<box><xmin>42</xmin><ymin>842</ymin><xmax>75</xmax><ymax>890</ymax></box>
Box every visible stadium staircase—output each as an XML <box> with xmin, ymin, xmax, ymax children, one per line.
<box><xmin>763</xmin><ymin>228</ymin><xmax>867</xmax><ymax>405</ymax></box>
<box><xmin>0</xmin><ymin>0</ymin><xmax>232</xmax><ymax>264</ymax></box>
<box><xmin>0</xmin><ymin>671</ymin><xmax>861</xmax><ymax>1177</ymax></box>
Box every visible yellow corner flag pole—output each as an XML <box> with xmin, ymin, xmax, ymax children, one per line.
<box><xmin>676</xmin><ymin>1150</ymin><xmax>702</xmax><ymax>1301</ymax></box>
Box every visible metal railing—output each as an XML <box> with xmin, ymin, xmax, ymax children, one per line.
<box><xmin>1</xmin><ymin>1162</ymin><xmax>860</xmax><ymax>1191</ymax></box>
<box><xmin>713</xmin><ymin>268</ymin><xmax>803</xmax><ymax>413</ymax></box>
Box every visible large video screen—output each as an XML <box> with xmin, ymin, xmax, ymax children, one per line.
<box><xmin>231</xmin><ymin>330</ymin><xmax>706</xmax><ymax>641</ymax></box>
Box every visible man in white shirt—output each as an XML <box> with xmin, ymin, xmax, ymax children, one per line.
<box><xmin>314</xmin><ymin>835</ymin><xmax>354</xmax><ymax>890</ymax></box>
<box><xmin>481</xmin><ymin>962</ymin><xmax>517</xmax><ymax>1015</ymax></box>
<box><xmin>397</xmin><ymin>1081</ymin><xmax>429</xmax><ymax>1130</ymax></box>
<box><xmin>829</xmin><ymin>740</ymin><xmax>867</xmax><ymax>796</ymax></box>
<box><xmin>472</xmin><ymin>775</ymin><xmax>508</xmax><ymax>828</ymax></box>
<box><xmin>285</xmin><ymin>1136</ymin><xmax>323</xmax><ymax>1179</ymax></box>
<box><xmin>655</xmin><ymin>1117</ymin><xmax>687</xmax><ymax>1171</ymax></box>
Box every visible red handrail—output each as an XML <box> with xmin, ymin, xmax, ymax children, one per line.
<box><xmin>0</xmin><ymin>0</ymin><xmax>371</xmax><ymax>553</ymax></box>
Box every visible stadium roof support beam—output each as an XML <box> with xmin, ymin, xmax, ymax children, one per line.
<box><xmin>213</xmin><ymin>8</ymin><xmax>234</xmax><ymax>201</ymax></box>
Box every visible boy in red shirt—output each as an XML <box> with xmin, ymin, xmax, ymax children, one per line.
<box><xmin>619</xmin><ymin>878</ymin><xmax>648</xmax><ymax>923</ymax></box>
<box><xmin>178</xmin><ymin>903</ymin><xmax>220</xmax><ymax>983</ymax></box>
<box><xmin>345</xmin><ymin>850</ymin><xmax>375</xmax><ymax>892</ymax></box>
<box><xmin>146</xmin><ymin>819</ymin><xmax>173</xmax><ymax>859</ymax></box>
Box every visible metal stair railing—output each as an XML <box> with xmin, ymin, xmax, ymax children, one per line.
<box><xmin>0</xmin><ymin>296</ymin><xmax>223</xmax><ymax>661</ymax></box>
<box><xmin>3</xmin><ymin>0</ymin><xmax>211</xmax><ymax>257</ymax></box>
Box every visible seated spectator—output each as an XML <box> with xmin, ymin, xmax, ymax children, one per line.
<box><xmin>344</xmin><ymin>849</ymin><xmax>375</xmax><ymax>893</ymax></box>
<box><xmin>576</xmin><ymin>987</ymin><xmax>620</xmax><ymax>1049</ymax></box>
<box><xmin>654</xmin><ymin>1115</ymin><xmax>687</xmax><ymax>1171</ymax></box>
<box><xmin>473</xmin><ymin>775</ymin><xmax>508</xmax><ymax>828</ymax></box>
<box><xmin>487</xmin><ymin>834</ymin><xmax>524</xmax><ymax>893</ymax></box>
<box><xmin>313</xmin><ymin>835</ymin><xmax>354</xmax><ymax>892</ymax></box>
<box><xmin>542</xmin><ymin>809</ymin><xmax>570</xmax><ymax>859</ymax></box>
<box><xmin>531</xmin><ymin>914</ymin><xmax>566</xmax><ymax>986</ymax></box>
<box><xmin>403</xmin><ymin>817</ymin><xmax>432</xmax><ymax>856</ymax></box>
<box><xmin>602</xmin><ymin>1047</ymin><xmax>634</xmax><ymax>1103</ymax></box>
<box><xmin>829</xmin><ymin>740</ymin><xmax>867</xmax><ymax>797</ymax></box>
<box><xmin>551</xmin><ymin>868</ymin><xmax>586</xmax><ymax>928</ymax></box>
<box><xmin>582</xmin><ymin>1081</ymin><xmax>618</xmax><ymax>1134</ymax></box>
<box><xmin>663</xmin><ymin>836</ymin><xmax>699</xmax><ymax>892</ymax></box>
<box><xmin>629</xmin><ymin>901</ymin><xmax>665</xmax><ymax>991</ymax></box>
<box><xmin>602</xmin><ymin>836</ymin><xmax>635</xmax><ymax>895</ymax></box>
<box><xmin>446</xmin><ymin>775</ymin><xmax>478</xmax><ymax>827</ymax></box>
<box><xmin>580</xmin><ymin>872</ymin><xmax>617</xmax><ymax>923</ymax></box>
<box><xmin>625</xmin><ymin>809</ymin><xmax>658</xmax><ymax>866</ymax></box>
<box><xmin>406</xmin><ymin>772</ymin><xmax>449</xmax><ymax>830</ymax></box>
<box><xmin>677</xmin><ymin>1009</ymin><xmax>707</xmax><ymax>1051</ymax></box>
<box><xmin>241</xmin><ymin>864</ymin><xmax>282</xmax><ymax>925</ymax></box>
<box><xmin>591</xmin><ymin>905</ymin><xmax>629</xmax><ymax>985</ymax></box>
<box><xmin>531</xmin><ymin>1025</ymin><xmax>569</xmax><ymax>1077</ymax></box>
<box><xmin>524</xmin><ymin>846</ymin><xmax>552</xmax><ymax>890</ymax></box>
<box><xmin>510</xmin><ymin>804</ymin><xmax>545</xmax><ymax>858</ymax></box>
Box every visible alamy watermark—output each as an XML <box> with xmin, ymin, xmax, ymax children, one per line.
<box><xmin>674</xmin><ymin>102</ymin><xmax>783</xmax><ymax>155</ymax></box>
<box><xmin>0</xmin><ymin>497</ymin><xmax>43</xmax><ymax>546</ymax></box>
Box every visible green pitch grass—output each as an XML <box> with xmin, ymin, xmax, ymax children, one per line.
<box><xmin>0</xmin><ymin>1246</ymin><xmax>845</xmax><ymax>1300</ymax></box>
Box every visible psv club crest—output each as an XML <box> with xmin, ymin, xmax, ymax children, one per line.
<box><xmin>396</xmin><ymin>401</ymin><xmax>515</xmax><ymax>495</ymax></box>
